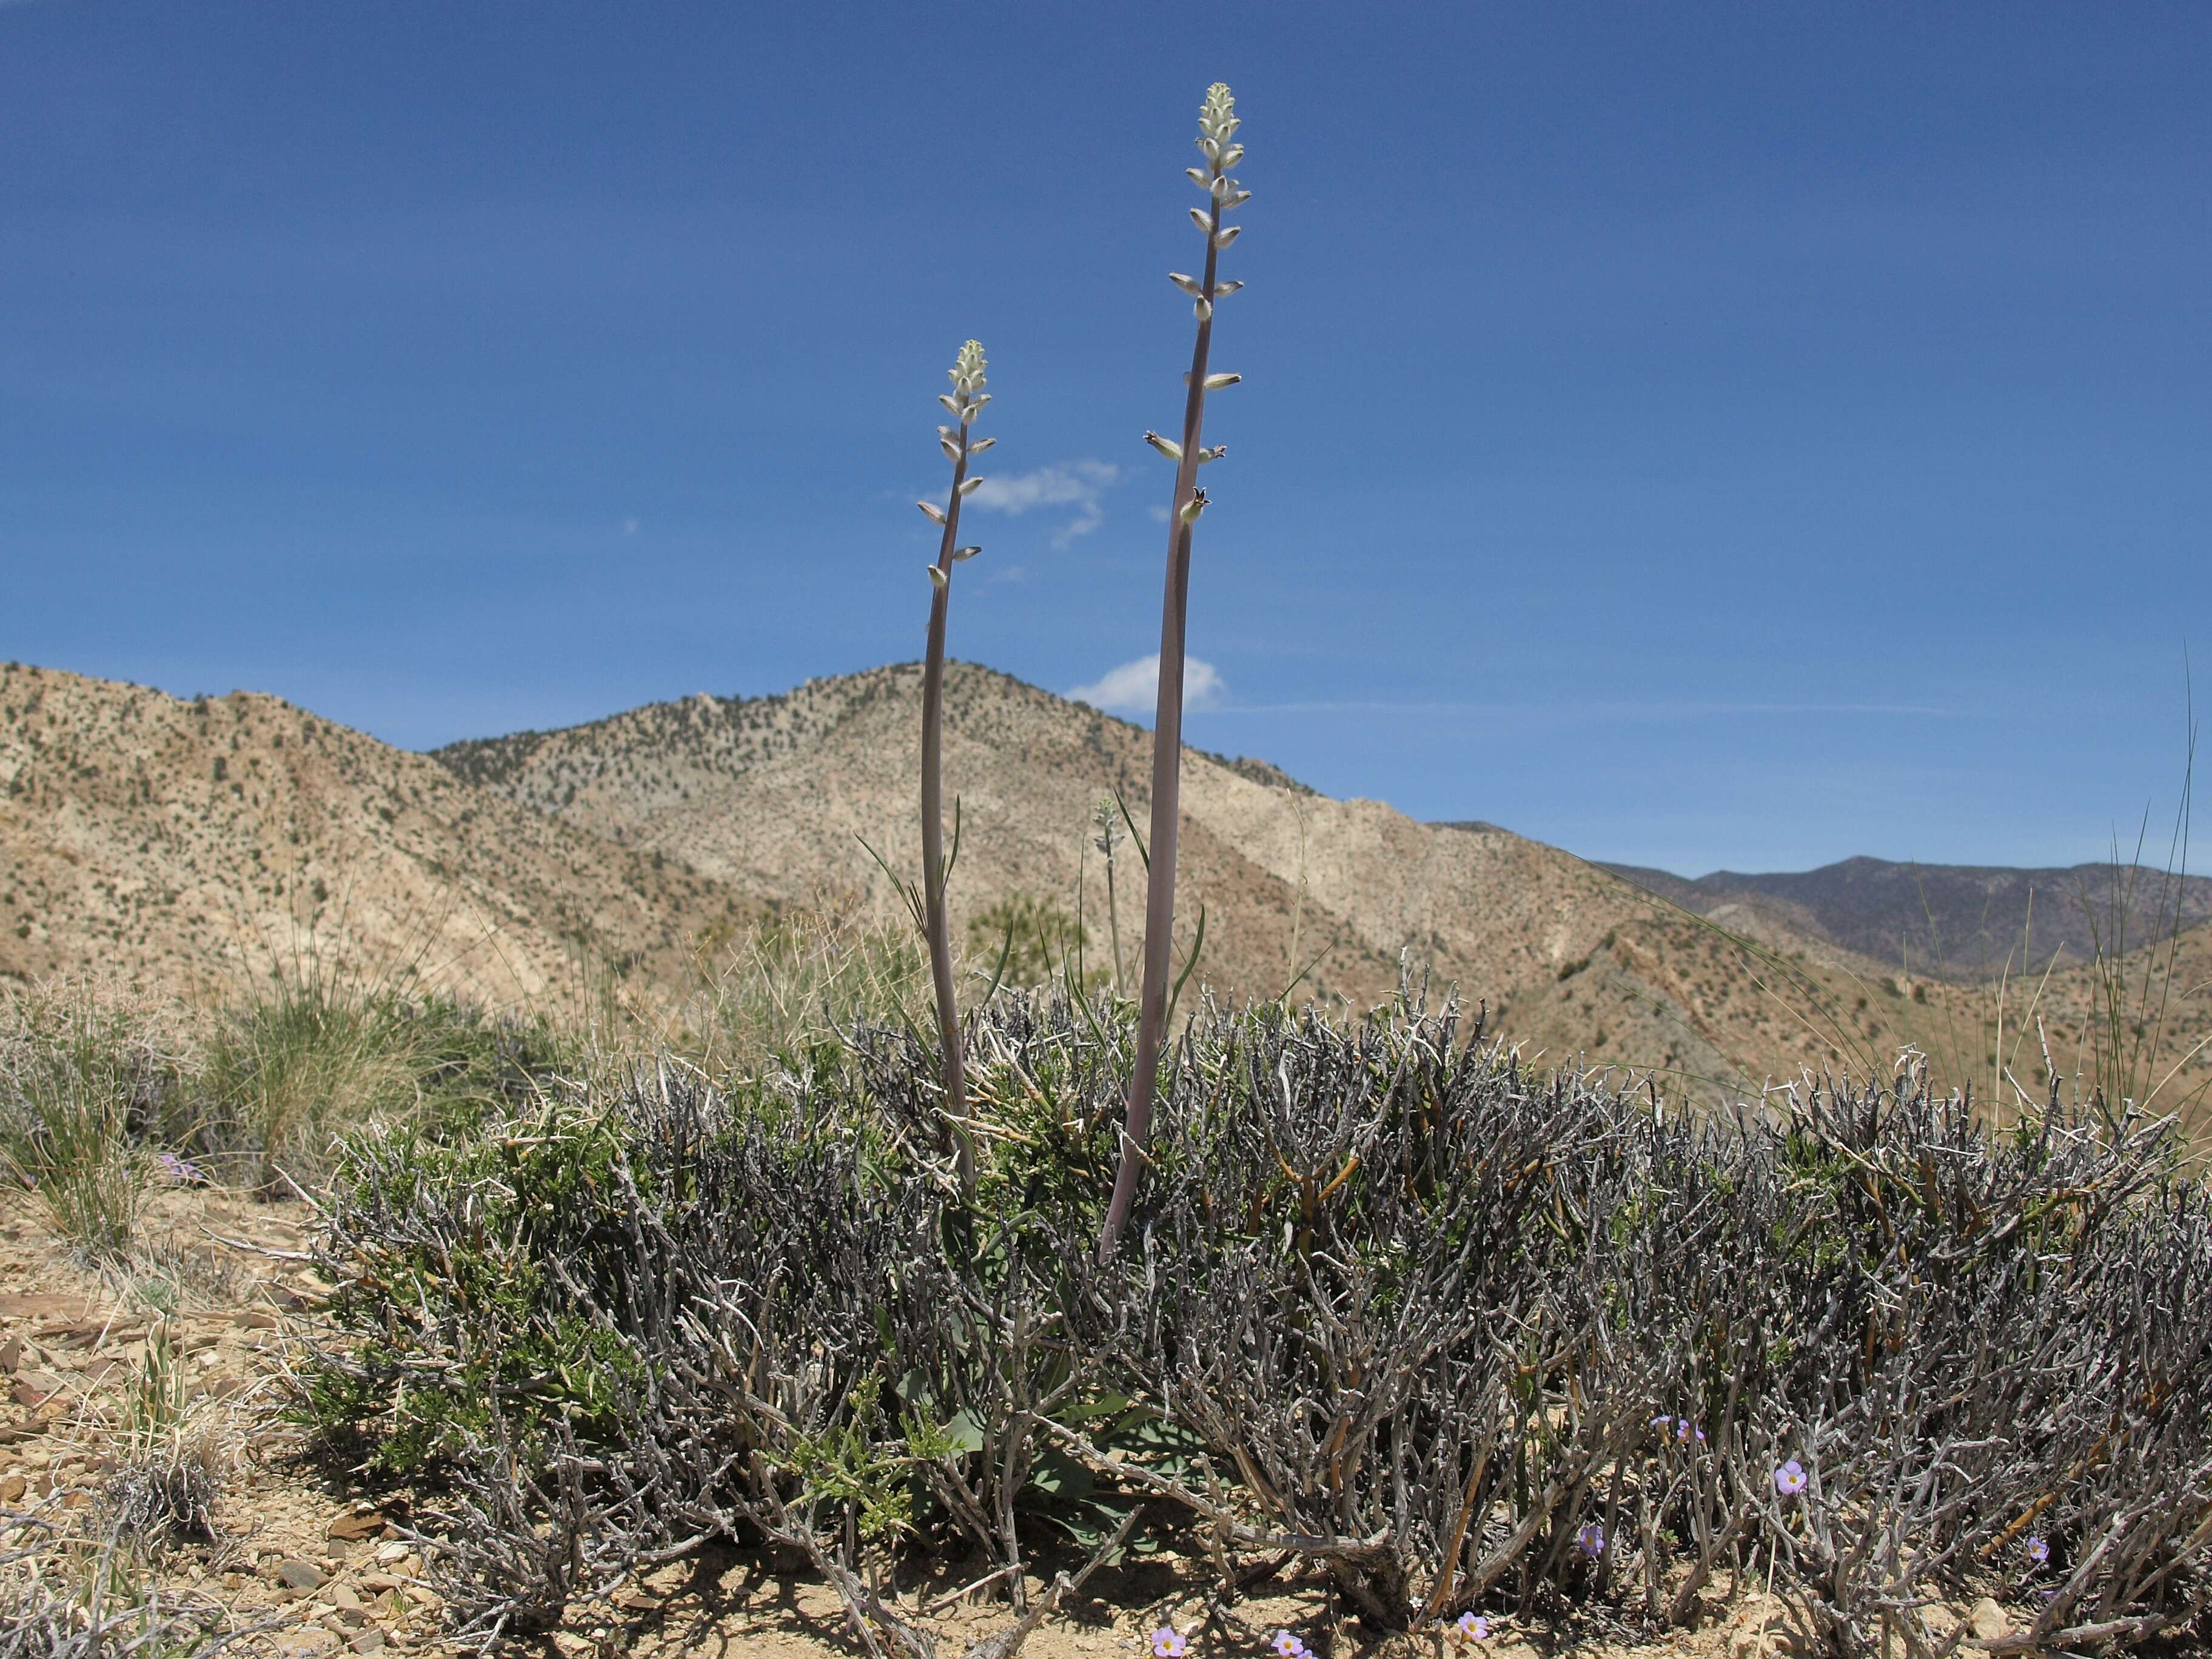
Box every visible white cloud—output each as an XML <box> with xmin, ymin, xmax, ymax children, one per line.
<box><xmin>622</xmin><ymin>518</ymin><xmax>640</xmax><ymax>537</ymax></box>
<box><xmin>1069</xmin><ymin>654</ymin><xmax>1227</xmax><ymax>715</ymax></box>
<box><xmin>1147</xmin><ymin>503</ymin><xmax>1171</xmax><ymax>523</ymax></box>
<box><xmin>968</xmin><ymin>460</ymin><xmax>1119</xmax><ymax>548</ymax></box>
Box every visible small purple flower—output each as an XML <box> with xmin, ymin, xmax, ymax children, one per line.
<box><xmin>1451</xmin><ymin>1611</ymin><xmax>1490</xmax><ymax>1643</ymax></box>
<box><xmin>1652</xmin><ymin>1413</ymin><xmax>1706</xmax><ymax>1444</ymax></box>
<box><xmin>2025</xmin><ymin>1536</ymin><xmax>2049</xmax><ymax>1566</ymax></box>
<box><xmin>155</xmin><ymin>1150</ymin><xmax>209</xmax><ymax>1187</ymax></box>
<box><xmin>1270</xmin><ymin>1634</ymin><xmax>1310</xmax><ymax>1659</ymax></box>
<box><xmin>1774</xmin><ymin>1460</ymin><xmax>1807</xmax><ymax>1496</ymax></box>
<box><xmin>1149</xmin><ymin>1629</ymin><xmax>1187</xmax><ymax>1659</ymax></box>
<box><xmin>1576</xmin><ymin>1521</ymin><xmax>1604</xmax><ymax>1558</ymax></box>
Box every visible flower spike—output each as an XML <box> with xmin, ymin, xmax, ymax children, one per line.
<box><xmin>913</xmin><ymin>337</ymin><xmax>994</xmax><ymax>1199</ymax></box>
<box><xmin>1101</xmin><ymin>82</ymin><xmax>1253</xmax><ymax>1258</ymax></box>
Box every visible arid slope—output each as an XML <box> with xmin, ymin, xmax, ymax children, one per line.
<box><xmin>436</xmin><ymin>661</ymin><xmax>2051</xmax><ymax>1093</ymax></box>
<box><xmin>0</xmin><ymin>662</ymin><xmax>751</xmax><ymax>1006</ymax></box>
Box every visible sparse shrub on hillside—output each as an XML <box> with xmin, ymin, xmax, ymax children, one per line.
<box><xmin>295</xmin><ymin>995</ymin><xmax>2212</xmax><ymax>1655</ymax></box>
<box><xmin>1105</xmin><ymin>82</ymin><xmax>1251</xmax><ymax>1257</ymax></box>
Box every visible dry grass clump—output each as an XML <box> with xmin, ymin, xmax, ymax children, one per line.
<box><xmin>1</xmin><ymin>1495</ymin><xmax>250</xmax><ymax>1659</ymax></box>
<box><xmin>102</xmin><ymin>1329</ymin><xmax>227</xmax><ymax>1551</ymax></box>
<box><xmin>0</xmin><ymin>979</ymin><xmax>200</xmax><ymax>1260</ymax></box>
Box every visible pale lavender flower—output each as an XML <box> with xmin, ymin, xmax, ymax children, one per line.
<box><xmin>2025</xmin><ymin>1536</ymin><xmax>2049</xmax><ymax>1566</ymax></box>
<box><xmin>1452</xmin><ymin>1611</ymin><xmax>1490</xmax><ymax>1643</ymax></box>
<box><xmin>1774</xmin><ymin>1460</ymin><xmax>1808</xmax><ymax>1496</ymax></box>
<box><xmin>1576</xmin><ymin>1521</ymin><xmax>1604</xmax><ymax>1558</ymax></box>
<box><xmin>1270</xmin><ymin>1634</ymin><xmax>1310</xmax><ymax>1658</ymax></box>
<box><xmin>1150</xmin><ymin>1629</ymin><xmax>1188</xmax><ymax>1659</ymax></box>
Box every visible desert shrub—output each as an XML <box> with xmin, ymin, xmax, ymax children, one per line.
<box><xmin>1104</xmin><ymin>1013</ymin><xmax>2212</xmax><ymax>1651</ymax></box>
<box><xmin>295</xmin><ymin>996</ymin><xmax>2212</xmax><ymax>1655</ymax></box>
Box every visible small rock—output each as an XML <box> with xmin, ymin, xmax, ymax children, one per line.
<box><xmin>0</xmin><ymin>1474</ymin><xmax>23</xmax><ymax>1503</ymax></box>
<box><xmin>327</xmin><ymin>1584</ymin><xmax>363</xmax><ymax>1611</ymax></box>
<box><xmin>1969</xmin><ymin>1598</ymin><xmax>2011</xmax><ymax>1641</ymax></box>
<box><xmin>327</xmin><ymin>1510</ymin><xmax>387</xmax><ymax>1543</ymax></box>
<box><xmin>374</xmin><ymin>1543</ymin><xmax>409</xmax><ymax>1566</ymax></box>
<box><xmin>276</xmin><ymin>1558</ymin><xmax>329</xmax><ymax>1592</ymax></box>
<box><xmin>349</xmin><ymin>1632</ymin><xmax>386</xmax><ymax>1655</ymax></box>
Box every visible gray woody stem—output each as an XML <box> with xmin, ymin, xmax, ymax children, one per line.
<box><xmin>1100</xmin><ymin>110</ymin><xmax>1235</xmax><ymax>1258</ymax></box>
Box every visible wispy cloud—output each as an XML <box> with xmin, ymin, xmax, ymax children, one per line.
<box><xmin>1070</xmin><ymin>654</ymin><xmax>1227</xmax><ymax>714</ymax></box>
<box><xmin>969</xmin><ymin>460</ymin><xmax>1119</xmax><ymax>548</ymax></box>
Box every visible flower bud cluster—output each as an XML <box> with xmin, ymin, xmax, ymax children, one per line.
<box><xmin>917</xmin><ymin>340</ymin><xmax>990</xmax><ymax>586</ymax></box>
<box><xmin>1167</xmin><ymin>84</ymin><xmax>1252</xmax><ymax>323</ymax></box>
<box><xmin>1147</xmin><ymin>83</ymin><xmax>1249</xmax><ymax>498</ymax></box>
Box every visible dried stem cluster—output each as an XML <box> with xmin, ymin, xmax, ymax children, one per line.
<box><xmin>303</xmin><ymin>996</ymin><xmax>2212</xmax><ymax>1656</ymax></box>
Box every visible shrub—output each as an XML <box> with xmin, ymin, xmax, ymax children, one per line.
<box><xmin>295</xmin><ymin>996</ymin><xmax>2212</xmax><ymax>1655</ymax></box>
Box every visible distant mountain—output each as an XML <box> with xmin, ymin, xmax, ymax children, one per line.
<box><xmin>1591</xmin><ymin>854</ymin><xmax>2212</xmax><ymax>982</ymax></box>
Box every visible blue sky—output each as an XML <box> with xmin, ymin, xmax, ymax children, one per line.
<box><xmin>4</xmin><ymin>2</ymin><xmax>2207</xmax><ymax>874</ymax></box>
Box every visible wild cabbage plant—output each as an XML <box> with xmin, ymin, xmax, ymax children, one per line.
<box><xmin>1101</xmin><ymin>82</ymin><xmax>1249</xmax><ymax>1256</ymax></box>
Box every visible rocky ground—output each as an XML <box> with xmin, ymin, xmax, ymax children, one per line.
<box><xmin>0</xmin><ymin>1183</ymin><xmax>2065</xmax><ymax>1659</ymax></box>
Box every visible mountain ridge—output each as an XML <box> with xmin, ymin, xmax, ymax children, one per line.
<box><xmin>7</xmin><ymin>658</ymin><xmax>2205</xmax><ymax>1115</ymax></box>
<box><xmin>1591</xmin><ymin>853</ymin><xmax>2212</xmax><ymax>982</ymax></box>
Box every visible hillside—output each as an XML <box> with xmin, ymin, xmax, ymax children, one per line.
<box><xmin>0</xmin><ymin>661</ymin><xmax>753</xmax><ymax>1006</ymax></box>
<box><xmin>5</xmin><ymin>656</ymin><xmax>2202</xmax><ymax>1118</ymax></box>
<box><xmin>438</xmin><ymin>660</ymin><xmax>2183</xmax><ymax>1104</ymax></box>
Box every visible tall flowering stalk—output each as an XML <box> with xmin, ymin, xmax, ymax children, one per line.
<box><xmin>918</xmin><ymin>341</ymin><xmax>992</xmax><ymax>1193</ymax></box>
<box><xmin>1099</xmin><ymin>84</ymin><xmax>1248</xmax><ymax>1257</ymax></box>
<box><xmin>1092</xmin><ymin>797</ymin><xmax>1127</xmax><ymax>996</ymax></box>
